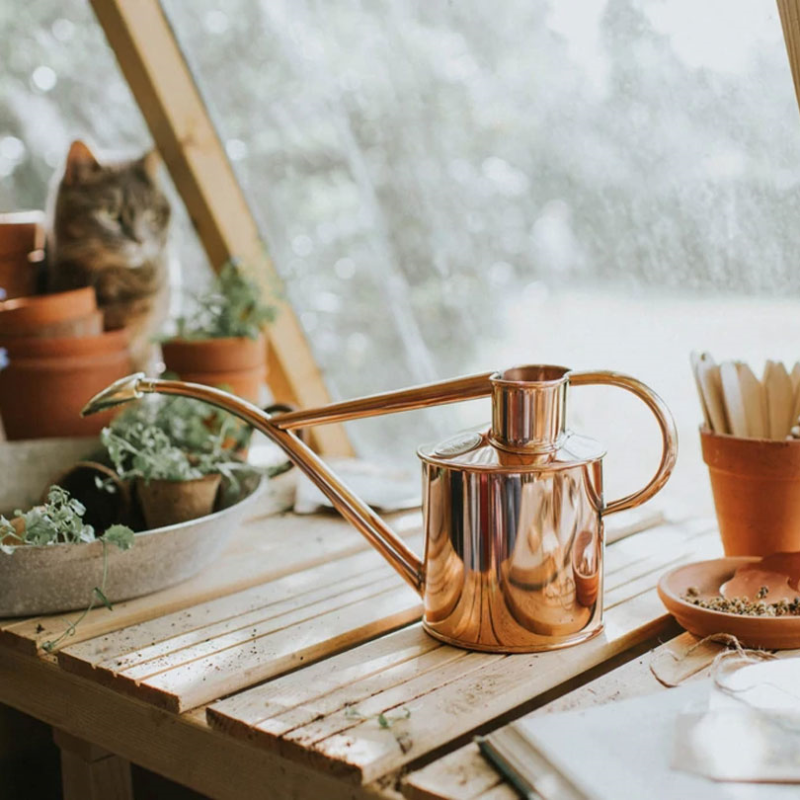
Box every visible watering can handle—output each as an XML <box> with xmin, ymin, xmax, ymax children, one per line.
<box><xmin>569</xmin><ymin>371</ymin><xmax>678</xmax><ymax>516</ymax></box>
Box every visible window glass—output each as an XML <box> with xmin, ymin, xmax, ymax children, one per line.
<box><xmin>1</xmin><ymin>1</ymin><xmax>210</xmax><ymax>307</ymax></box>
<box><xmin>95</xmin><ymin>3</ymin><xmax>800</xmax><ymax>504</ymax></box>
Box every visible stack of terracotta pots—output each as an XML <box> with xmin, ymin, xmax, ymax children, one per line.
<box><xmin>0</xmin><ymin>214</ymin><xmax>133</xmax><ymax>440</ymax></box>
<box><xmin>0</xmin><ymin>211</ymin><xmax>45</xmax><ymax>301</ymax></box>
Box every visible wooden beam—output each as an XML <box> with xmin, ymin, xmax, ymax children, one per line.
<box><xmin>89</xmin><ymin>0</ymin><xmax>352</xmax><ymax>456</ymax></box>
<box><xmin>54</xmin><ymin>729</ymin><xmax>134</xmax><ymax>800</ymax></box>
<box><xmin>779</xmin><ymin>1</ymin><xmax>800</xmax><ymax>117</ymax></box>
<box><xmin>0</xmin><ymin>646</ymin><xmax>387</xmax><ymax>800</ymax></box>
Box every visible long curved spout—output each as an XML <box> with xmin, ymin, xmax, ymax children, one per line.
<box><xmin>83</xmin><ymin>371</ymin><xmax>495</xmax><ymax>594</ymax></box>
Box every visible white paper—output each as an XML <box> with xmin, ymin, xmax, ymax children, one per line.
<box><xmin>515</xmin><ymin>680</ymin><xmax>799</xmax><ymax>800</ymax></box>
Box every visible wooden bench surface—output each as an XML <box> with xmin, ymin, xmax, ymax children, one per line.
<box><xmin>0</xmin><ymin>475</ymin><xmax>722</xmax><ymax>799</ymax></box>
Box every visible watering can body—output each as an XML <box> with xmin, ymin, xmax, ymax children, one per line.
<box><xmin>419</xmin><ymin>429</ymin><xmax>606</xmax><ymax>650</ymax></box>
<box><xmin>84</xmin><ymin>364</ymin><xmax>677</xmax><ymax>653</ymax></box>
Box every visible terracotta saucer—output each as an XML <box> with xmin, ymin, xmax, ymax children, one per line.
<box><xmin>658</xmin><ymin>557</ymin><xmax>800</xmax><ymax>650</ymax></box>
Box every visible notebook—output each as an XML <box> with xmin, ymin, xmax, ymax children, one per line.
<box><xmin>479</xmin><ymin>678</ymin><xmax>800</xmax><ymax>800</ymax></box>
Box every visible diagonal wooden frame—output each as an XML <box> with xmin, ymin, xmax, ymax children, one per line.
<box><xmin>89</xmin><ymin>0</ymin><xmax>352</xmax><ymax>456</ymax></box>
<box><xmin>779</xmin><ymin>0</ymin><xmax>800</xmax><ymax>116</ymax></box>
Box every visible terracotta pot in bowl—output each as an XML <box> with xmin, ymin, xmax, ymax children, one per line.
<box><xmin>136</xmin><ymin>474</ymin><xmax>222</xmax><ymax>530</ymax></box>
<box><xmin>0</xmin><ymin>287</ymin><xmax>100</xmax><ymax>339</ymax></box>
<box><xmin>161</xmin><ymin>334</ymin><xmax>266</xmax><ymax>403</ymax></box>
<box><xmin>701</xmin><ymin>428</ymin><xmax>800</xmax><ymax>556</ymax></box>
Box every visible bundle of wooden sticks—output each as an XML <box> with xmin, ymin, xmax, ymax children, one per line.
<box><xmin>691</xmin><ymin>352</ymin><xmax>800</xmax><ymax>440</ymax></box>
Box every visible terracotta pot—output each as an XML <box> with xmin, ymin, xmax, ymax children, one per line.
<box><xmin>44</xmin><ymin>461</ymin><xmax>131</xmax><ymax>532</ymax></box>
<box><xmin>175</xmin><ymin>367</ymin><xmax>265</xmax><ymax>404</ymax></box>
<box><xmin>161</xmin><ymin>334</ymin><xmax>266</xmax><ymax>403</ymax></box>
<box><xmin>0</xmin><ymin>252</ymin><xmax>42</xmax><ymax>301</ymax></box>
<box><xmin>0</xmin><ymin>287</ymin><xmax>100</xmax><ymax>339</ymax></box>
<box><xmin>0</xmin><ymin>212</ymin><xmax>45</xmax><ymax>301</ymax></box>
<box><xmin>0</xmin><ymin>342</ymin><xmax>133</xmax><ymax>440</ymax></box>
<box><xmin>0</xmin><ymin>328</ymin><xmax>130</xmax><ymax>360</ymax></box>
<box><xmin>135</xmin><ymin>474</ymin><xmax>222</xmax><ymax>530</ymax></box>
<box><xmin>701</xmin><ymin>428</ymin><xmax>800</xmax><ymax>556</ymax></box>
<box><xmin>0</xmin><ymin>211</ymin><xmax>45</xmax><ymax>257</ymax></box>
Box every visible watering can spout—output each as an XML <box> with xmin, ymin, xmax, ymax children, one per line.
<box><xmin>82</xmin><ymin>373</ymin><xmax>148</xmax><ymax>415</ymax></box>
<box><xmin>81</xmin><ymin>372</ymin><xmax>494</xmax><ymax>594</ymax></box>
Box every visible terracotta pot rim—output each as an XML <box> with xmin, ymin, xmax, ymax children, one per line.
<box><xmin>700</xmin><ymin>427</ymin><xmax>800</xmax><ymax>446</ymax></box>
<box><xmin>175</xmin><ymin>366</ymin><xmax>267</xmax><ymax>378</ymax></box>
<box><xmin>1</xmin><ymin>350</ymin><xmax>131</xmax><ymax>371</ymax></box>
<box><xmin>162</xmin><ymin>334</ymin><xmax>263</xmax><ymax>346</ymax></box>
<box><xmin>0</xmin><ymin>286</ymin><xmax>95</xmax><ymax>313</ymax></box>
<box><xmin>135</xmin><ymin>474</ymin><xmax>222</xmax><ymax>486</ymax></box>
<box><xmin>0</xmin><ymin>328</ymin><xmax>130</xmax><ymax>357</ymax></box>
<box><xmin>701</xmin><ymin>427</ymin><xmax>800</xmax><ymax>481</ymax></box>
<box><xmin>162</xmin><ymin>333</ymin><xmax>266</xmax><ymax>378</ymax></box>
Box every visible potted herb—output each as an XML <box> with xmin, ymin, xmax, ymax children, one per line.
<box><xmin>0</xmin><ymin>485</ymin><xmax>133</xmax><ymax>552</ymax></box>
<box><xmin>161</xmin><ymin>258</ymin><xmax>277</xmax><ymax>403</ymax></box>
<box><xmin>132</xmin><ymin>393</ymin><xmax>252</xmax><ymax>457</ymax></box>
<box><xmin>0</xmin><ymin>485</ymin><xmax>134</xmax><ymax>650</ymax></box>
<box><xmin>101</xmin><ymin>397</ymin><xmax>252</xmax><ymax>529</ymax></box>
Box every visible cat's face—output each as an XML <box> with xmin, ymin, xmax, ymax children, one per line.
<box><xmin>54</xmin><ymin>141</ymin><xmax>171</xmax><ymax>268</ymax></box>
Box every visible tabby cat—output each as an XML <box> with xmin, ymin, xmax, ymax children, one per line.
<box><xmin>47</xmin><ymin>140</ymin><xmax>171</xmax><ymax>371</ymax></box>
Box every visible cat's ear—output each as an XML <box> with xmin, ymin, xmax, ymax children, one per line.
<box><xmin>139</xmin><ymin>149</ymin><xmax>162</xmax><ymax>182</ymax></box>
<box><xmin>64</xmin><ymin>140</ymin><xmax>100</xmax><ymax>184</ymax></box>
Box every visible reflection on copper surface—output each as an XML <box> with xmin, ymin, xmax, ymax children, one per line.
<box><xmin>83</xmin><ymin>364</ymin><xmax>677</xmax><ymax>653</ymax></box>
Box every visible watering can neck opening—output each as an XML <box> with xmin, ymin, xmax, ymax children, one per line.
<box><xmin>489</xmin><ymin>364</ymin><xmax>570</xmax><ymax>453</ymax></box>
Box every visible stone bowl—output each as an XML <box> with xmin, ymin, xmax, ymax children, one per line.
<box><xmin>0</xmin><ymin>472</ymin><xmax>265</xmax><ymax>617</ymax></box>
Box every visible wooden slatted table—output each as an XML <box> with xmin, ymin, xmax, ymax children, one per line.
<box><xmin>0</xmin><ymin>476</ymin><xmax>721</xmax><ymax>800</ymax></box>
<box><xmin>401</xmin><ymin>632</ymin><xmax>727</xmax><ymax>800</ymax></box>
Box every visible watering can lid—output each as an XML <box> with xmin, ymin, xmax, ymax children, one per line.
<box><xmin>417</xmin><ymin>427</ymin><xmax>605</xmax><ymax>473</ymax></box>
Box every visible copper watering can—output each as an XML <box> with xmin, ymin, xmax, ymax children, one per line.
<box><xmin>84</xmin><ymin>365</ymin><xmax>677</xmax><ymax>653</ymax></box>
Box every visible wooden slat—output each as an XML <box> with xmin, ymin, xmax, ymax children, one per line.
<box><xmin>401</xmin><ymin>742</ymin><xmax>512</xmax><ymax>800</ymax></box>
<box><xmin>603</xmin><ymin>530</ymin><xmax>719</xmax><ymax>610</ymax></box>
<box><xmin>207</xmin><ymin>518</ymin><xmax>718</xmax><ymax>784</ymax></box>
<box><xmin>56</xmin><ymin>536</ymin><xmax>425</xmax><ymax>712</ymax></box>
<box><xmin>58</xmin><ymin>545</ymin><xmax>414</xmax><ymax>671</ymax></box>
<box><xmin>0</xmin><ymin>645</ymin><xmax>389</xmax><ymax>800</ymax></box>
<box><xmin>89</xmin><ymin>0</ymin><xmax>351</xmax><ymax>455</ymax></box>
<box><xmin>403</xmin><ymin>632</ymin><xmax>800</xmax><ymax>799</ymax></box>
<box><xmin>0</xmin><ymin>505</ymin><xmax>421</xmax><ymax>655</ymax></box>
<box><xmin>214</xmin><ymin>589</ymin><xmax>671</xmax><ymax>784</ymax></box>
<box><xmin>205</xmin><ymin>516</ymin><xmax>700</xmax><ymax>724</ymax></box>
<box><xmin>207</xmin><ymin>624</ymin><xmax>440</xmax><ymax>731</ymax></box>
<box><xmin>400</xmin><ymin>632</ymin><xmax>720</xmax><ymax>800</ymax></box>
<box><xmin>125</xmin><ymin>585</ymin><xmax>420</xmax><ymax>712</ymax></box>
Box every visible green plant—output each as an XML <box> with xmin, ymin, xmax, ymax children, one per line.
<box><xmin>0</xmin><ymin>486</ymin><xmax>133</xmax><ymax>552</ymax></box>
<box><xmin>172</xmin><ymin>258</ymin><xmax>277</xmax><ymax>341</ymax></box>
<box><xmin>0</xmin><ymin>486</ymin><xmax>135</xmax><ymax>652</ymax></box>
<box><xmin>102</xmin><ymin>399</ymin><xmax>255</xmax><ymax>490</ymax></box>
<box><xmin>115</xmin><ymin>393</ymin><xmax>252</xmax><ymax>455</ymax></box>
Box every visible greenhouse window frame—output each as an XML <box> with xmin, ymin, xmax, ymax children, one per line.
<box><xmin>89</xmin><ymin>0</ymin><xmax>352</xmax><ymax>456</ymax></box>
<box><xmin>90</xmin><ymin>0</ymin><xmax>800</xmax><ymax>457</ymax></box>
